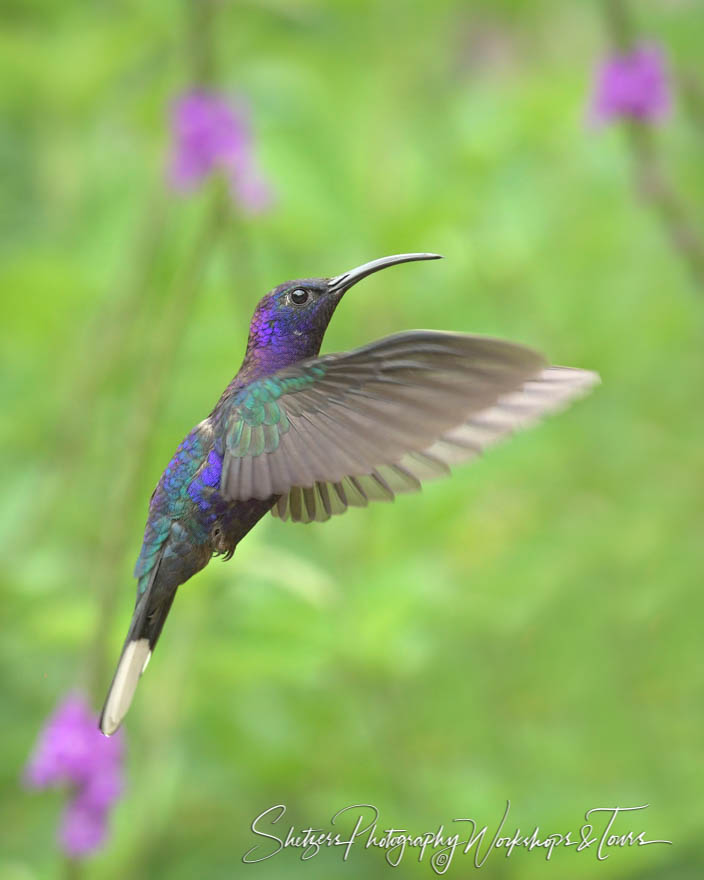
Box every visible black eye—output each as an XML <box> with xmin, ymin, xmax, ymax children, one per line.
<box><xmin>290</xmin><ymin>288</ymin><xmax>310</xmax><ymax>305</ymax></box>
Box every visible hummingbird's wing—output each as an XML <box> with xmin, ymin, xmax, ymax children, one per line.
<box><xmin>218</xmin><ymin>330</ymin><xmax>598</xmax><ymax>522</ymax></box>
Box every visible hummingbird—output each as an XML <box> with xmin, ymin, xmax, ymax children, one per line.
<box><xmin>99</xmin><ymin>253</ymin><xmax>598</xmax><ymax>735</ymax></box>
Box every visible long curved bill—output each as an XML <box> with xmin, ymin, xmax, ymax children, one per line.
<box><xmin>328</xmin><ymin>253</ymin><xmax>442</xmax><ymax>296</ymax></box>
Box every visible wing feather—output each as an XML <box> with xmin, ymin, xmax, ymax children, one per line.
<box><xmin>271</xmin><ymin>365</ymin><xmax>599</xmax><ymax>522</ymax></box>
<box><xmin>217</xmin><ymin>331</ymin><xmax>598</xmax><ymax>522</ymax></box>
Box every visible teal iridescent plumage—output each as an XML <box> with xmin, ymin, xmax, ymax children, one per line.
<box><xmin>133</xmin><ymin>425</ymin><xmax>216</xmax><ymax>594</ymax></box>
<box><xmin>99</xmin><ymin>253</ymin><xmax>599</xmax><ymax>736</ymax></box>
<box><xmin>225</xmin><ymin>365</ymin><xmax>326</xmax><ymax>457</ymax></box>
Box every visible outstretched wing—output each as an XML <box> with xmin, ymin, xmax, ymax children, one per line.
<box><xmin>218</xmin><ymin>331</ymin><xmax>598</xmax><ymax>522</ymax></box>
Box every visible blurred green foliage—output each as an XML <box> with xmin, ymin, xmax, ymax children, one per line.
<box><xmin>2</xmin><ymin>1</ymin><xmax>704</xmax><ymax>878</ymax></box>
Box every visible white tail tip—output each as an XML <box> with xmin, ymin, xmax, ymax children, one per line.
<box><xmin>100</xmin><ymin>638</ymin><xmax>151</xmax><ymax>736</ymax></box>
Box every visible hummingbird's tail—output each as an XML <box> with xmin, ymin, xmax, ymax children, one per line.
<box><xmin>98</xmin><ymin>577</ymin><xmax>177</xmax><ymax>737</ymax></box>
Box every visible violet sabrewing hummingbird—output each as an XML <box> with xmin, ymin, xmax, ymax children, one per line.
<box><xmin>99</xmin><ymin>253</ymin><xmax>598</xmax><ymax>735</ymax></box>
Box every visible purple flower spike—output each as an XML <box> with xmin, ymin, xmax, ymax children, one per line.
<box><xmin>60</xmin><ymin>800</ymin><xmax>109</xmax><ymax>857</ymax></box>
<box><xmin>25</xmin><ymin>693</ymin><xmax>125</xmax><ymax>859</ymax></box>
<box><xmin>589</xmin><ymin>44</ymin><xmax>671</xmax><ymax>126</ymax></box>
<box><xmin>169</xmin><ymin>90</ymin><xmax>273</xmax><ymax>213</ymax></box>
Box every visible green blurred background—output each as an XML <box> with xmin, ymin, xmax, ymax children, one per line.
<box><xmin>2</xmin><ymin>0</ymin><xmax>704</xmax><ymax>877</ymax></box>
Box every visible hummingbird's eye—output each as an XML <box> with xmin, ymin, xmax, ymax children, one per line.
<box><xmin>289</xmin><ymin>288</ymin><xmax>310</xmax><ymax>306</ymax></box>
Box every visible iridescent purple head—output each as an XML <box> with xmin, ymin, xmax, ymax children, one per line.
<box><xmin>243</xmin><ymin>253</ymin><xmax>442</xmax><ymax>373</ymax></box>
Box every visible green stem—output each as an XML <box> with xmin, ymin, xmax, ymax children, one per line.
<box><xmin>85</xmin><ymin>187</ymin><xmax>228</xmax><ymax>701</ymax></box>
<box><xmin>187</xmin><ymin>0</ymin><xmax>217</xmax><ymax>86</ymax></box>
<box><xmin>224</xmin><ymin>202</ymin><xmax>265</xmax><ymax>311</ymax></box>
<box><xmin>63</xmin><ymin>857</ymin><xmax>83</xmax><ymax>880</ymax></box>
<box><xmin>624</xmin><ymin>123</ymin><xmax>704</xmax><ymax>288</ymax></box>
<box><xmin>62</xmin><ymin>185</ymin><xmax>168</xmax><ymax>444</ymax></box>
<box><xmin>603</xmin><ymin>0</ymin><xmax>630</xmax><ymax>51</ymax></box>
<box><xmin>602</xmin><ymin>0</ymin><xmax>704</xmax><ymax>291</ymax></box>
<box><xmin>679</xmin><ymin>68</ymin><xmax>704</xmax><ymax>134</ymax></box>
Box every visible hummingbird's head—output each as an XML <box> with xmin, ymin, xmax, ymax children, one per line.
<box><xmin>244</xmin><ymin>253</ymin><xmax>442</xmax><ymax>372</ymax></box>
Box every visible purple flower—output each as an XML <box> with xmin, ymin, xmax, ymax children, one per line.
<box><xmin>60</xmin><ymin>800</ymin><xmax>109</xmax><ymax>857</ymax></box>
<box><xmin>25</xmin><ymin>693</ymin><xmax>124</xmax><ymax>858</ymax></box>
<box><xmin>169</xmin><ymin>91</ymin><xmax>273</xmax><ymax>213</ymax></box>
<box><xmin>589</xmin><ymin>44</ymin><xmax>671</xmax><ymax>126</ymax></box>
